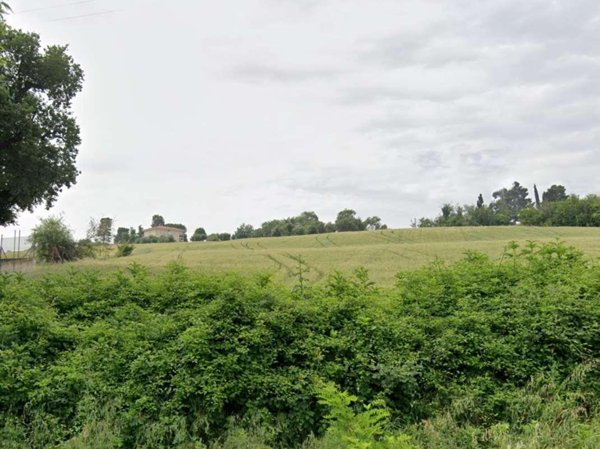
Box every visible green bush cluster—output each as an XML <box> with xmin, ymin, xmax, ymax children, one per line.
<box><xmin>116</xmin><ymin>244</ymin><xmax>135</xmax><ymax>257</ymax></box>
<box><xmin>0</xmin><ymin>241</ymin><xmax>598</xmax><ymax>448</ymax></box>
<box><xmin>138</xmin><ymin>235</ymin><xmax>176</xmax><ymax>244</ymax></box>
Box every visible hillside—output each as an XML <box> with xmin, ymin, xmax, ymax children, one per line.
<box><xmin>35</xmin><ymin>226</ymin><xmax>600</xmax><ymax>286</ymax></box>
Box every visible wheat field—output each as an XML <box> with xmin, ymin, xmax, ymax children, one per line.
<box><xmin>33</xmin><ymin>226</ymin><xmax>600</xmax><ymax>286</ymax></box>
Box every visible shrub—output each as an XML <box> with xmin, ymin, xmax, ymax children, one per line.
<box><xmin>116</xmin><ymin>243</ymin><xmax>134</xmax><ymax>257</ymax></box>
<box><xmin>29</xmin><ymin>216</ymin><xmax>78</xmax><ymax>262</ymax></box>
<box><xmin>0</xmin><ymin>241</ymin><xmax>598</xmax><ymax>448</ymax></box>
<box><xmin>75</xmin><ymin>239</ymin><xmax>96</xmax><ymax>259</ymax></box>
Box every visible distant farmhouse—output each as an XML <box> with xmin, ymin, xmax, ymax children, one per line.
<box><xmin>143</xmin><ymin>225</ymin><xmax>187</xmax><ymax>242</ymax></box>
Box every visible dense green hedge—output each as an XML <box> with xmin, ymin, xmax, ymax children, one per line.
<box><xmin>1</xmin><ymin>241</ymin><xmax>599</xmax><ymax>448</ymax></box>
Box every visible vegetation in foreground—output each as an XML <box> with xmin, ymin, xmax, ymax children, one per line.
<box><xmin>1</xmin><ymin>241</ymin><xmax>599</xmax><ymax>448</ymax></box>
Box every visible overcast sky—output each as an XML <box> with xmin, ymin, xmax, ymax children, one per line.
<box><xmin>4</xmin><ymin>0</ymin><xmax>600</xmax><ymax>238</ymax></box>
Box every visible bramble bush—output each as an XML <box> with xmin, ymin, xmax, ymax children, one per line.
<box><xmin>0</xmin><ymin>241</ymin><xmax>598</xmax><ymax>448</ymax></box>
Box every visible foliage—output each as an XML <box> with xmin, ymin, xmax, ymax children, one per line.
<box><xmin>233</xmin><ymin>223</ymin><xmax>255</xmax><ymax>239</ymax></box>
<box><xmin>491</xmin><ymin>181</ymin><xmax>532</xmax><ymax>223</ymax></box>
<box><xmin>151</xmin><ymin>215</ymin><xmax>165</xmax><ymax>227</ymax></box>
<box><xmin>0</xmin><ymin>2</ymin><xmax>11</xmax><ymax>19</ymax></box>
<box><xmin>165</xmin><ymin>223</ymin><xmax>187</xmax><ymax>232</ymax></box>
<box><xmin>116</xmin><ymin>243</ymin><xmax>134</xmax><ymax>257</ymax></box>
<box><xmin>138</xmin><ymin>234</ymin><xmax>175</xmax><ymax>244</ymax></box>
<box><xmin>519</xmin><ymin>194</ymin><xmax>600</xmax><ymax>226</ymax></box>
<box><xmin>543</xmin><ymin>184</ymin><xmax>568</xmax><ymax>203</ymax></box>
<box><xmin>314</xmin><ymin>381</ymin><xmax>417</xmax><ymax>449</ymax></box>
<box><xmin>114</xmin><ymin>227</ymin><xmax>138</xmax><ymax>244</ymax></box>
<box><xmin>74</xmin><ymin>239</ymin><xmax>95</xmax><ymax>259</ymax></box>
<box><xmin>363</xmin><ymin>216</ymin><xmax>383</xmax><ymax>231</ymax></box>
<box><xmin>96</xmin><ymin>217</ymin><xmax>113</xmax><ymax>244</ymax></box>
<box><xmin>29</xmin><ymin>216</ymin><xmax>77</xmax><ymax>262</ymax></box>
<box><xmin>335</xmin><ymin>209</ymin><xmax>366</xmax><ymax>232</ymax></box>
<box><xmin>231</xmin><ymin>210</ymin><xmax>385</xmax><ymax>240</ymax></box>
<box><xmin>419</xmin><ymin>182</ymin><xmax>600</xmax><ymax>228</ymax></box>
<box><xmin>191</xmin><ymin>227</ymin><xmax>208</xmax><ymax>242</ymax></box>
<box><xmin>1</xmin><ymin>241</ymin><xmax>599</xmax><ymax>448</ymax></box>
<box><xmin>0</xmin><ymin>20</ymin><xmax>83</xmax><ymax>225</ymax></box>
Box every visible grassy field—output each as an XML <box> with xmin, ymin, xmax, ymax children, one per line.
<box><xmin>32</xmin><ymin>226</ymin><xmax>600</xmax><ymax>286</ymax></box>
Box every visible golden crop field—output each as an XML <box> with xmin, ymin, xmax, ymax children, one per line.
<box><xmin>33</xmin><ymin>226</ymin><xmax>600</xmax><ymax>286</ymax></box>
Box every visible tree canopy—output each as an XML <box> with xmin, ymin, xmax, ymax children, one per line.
<box><xmin>191</xmin><ymin>227</ymin><xmax>207</xmax><ymax>242</ymax></box>
<box><xmin>418</xmin><ymin>182</ymin><xmax>600</xmax><ymax>228</ymax></box>
<box><xmin>151</xmin><ymin>214</ymin><xmax>165</xmax><ymax>227</ymax></box>
<box><xmin>543</xmin><ymin>184</ymin><xmax>568</xmax><ymax>203</ymax></box>
<box><xmin>0</xmin><ymin>18</ymin><xmax>83</xmax><ymax>225</ymax></box>
<box><xmin>29</xmin><ymin>216</ymin><xmax>77</xmax><ymax>262</ymax></box>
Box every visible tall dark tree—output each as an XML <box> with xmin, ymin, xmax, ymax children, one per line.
<box><xmin>335</xmin><ymin>209</ymin><xmax>364</xmax><ymax>232</ymax></box>
<box><xmin>492</xmin><ymin>181</ymin><xmax>532</xmax><ymax>223</ymax></box>
<box><xmin>96</xmin><ymin>217</ymin><xmax>113</xmax><ymax>244</ymax></box>
<box><xmin>476</xmin><ymin>194</ymin><xmax>484</xmax><ymax>209</ymax></box>
<box><xmin>151</xmin><ymin>214</ymin><xmax>165</xmax><ymax>227</ymax></box>
<box><xmin>114</xmin><ymin>227</ymin><xmax>131</xmax><ymax>244</ymax></box>
<box><xmin>543</xmin><ymin>185</ymin><xmax>568</xmax><ymax>203</ymax></box>
<box><xmin>0</xmin><ymin>20</ymin><xmax>84</xmax><ymax>225</ymax></box>
<box><xmin>441</xmin><ymin>204</ymin><xmax>454</xmax><ymax>221</ymax></box>
<box><xmin>533</xmin><ymin>184</ymin><xmax>541</xmax><ymax>208</ymax></box>
<box><xmin>191</xmin><ymin>227</ymin><xmax>207</xmax><ymax>242</ymax></box>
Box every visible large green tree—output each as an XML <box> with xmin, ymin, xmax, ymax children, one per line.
<box><xmin>542</xmin><ymin>184</ymin><xmax>568</xmax><ymax>203</ymax></box>
<box><xmin>190</xmin><ymin>227</ymin><xmax>207</xmax><ymax>241</ymax></box>
<box><xmin>491</xmin><ymin>181</ymin><xmax>532</xmax><ymax>223</ymax></box>
<box><xmin>0</xmin><ymin>16</ymin><xmax>84</xmax><ymax>225</ymax></box>
<box><xmin>29</xmin><ymin>215</ymin><xmax>77</xmax><ymax>262</ymax></box>
<box><xmin>334</xmin><ymin>209</ymin><xmax>365</xmax><ymax>232</ymax></box>
<box><xmin>151</xmin><ymin>214</ymin><xmax>165</xmax><ymax>227</ymax></box>
<box><xmin>233</xmin><ymin>223</ymin><xmax>254</xmax><ymax>239</ymax></box>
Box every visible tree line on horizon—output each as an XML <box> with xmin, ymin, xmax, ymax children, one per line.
<box><xmin>417</xmin><ymin>182</ymin><xmax>600</xmax><ymax>227</ymax></box>
<box><xmin>110</xmin><ymin>210</ymin><xmax>386</xmax><ymax>245</ymax></box>
<box><xmin>222</xmin><ymin>209</ymin><xmax>386</xmax><ymax>241</ymax></box>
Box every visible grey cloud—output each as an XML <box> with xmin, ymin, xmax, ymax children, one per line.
<box><xmin>476</xmin><ymin>0</ymin><xmax>600</xmax><ymax>43</ymax></box>
<box><xmin>228</xmin><ymin>63</ymin><xmax>341</xmax><ymax>84</ymax></box>
<box><xmin>339</xmin><ymin>84</ymin><xmax>479</xmax><ymax>105</ymax></box>
<box><xmin>280</xmin><ymin>166</ymin><xmax>424</xmax><ymax>203</ymax></box>
<box><xmin>359</xmin><ymin>35</ymin><xmax>481</xmax><ymax>70</ymax></box>
<box><xmin>459</xmin><ymin>150</ymin><xmax>509</xmax><ymax>173</ymax></box>
<box><xmin>416</xmin><ymin>151</ymin><xmax>446</xmax><ymax>170</ymax></box>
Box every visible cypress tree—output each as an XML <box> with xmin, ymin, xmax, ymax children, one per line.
<box><xmin>534</xmin><ymin>184</ymin><xmax>541</xmax><ymax>208</ymax></box>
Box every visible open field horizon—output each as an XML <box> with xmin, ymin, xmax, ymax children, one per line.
<box><xmin>31</xmin><ymin>226</ymin><xmax>600</xmax><ymax>286</ymax></box>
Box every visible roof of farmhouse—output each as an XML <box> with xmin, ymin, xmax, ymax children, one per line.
<box><xmin>144</xmin><ymin>226</ymin><xmax>186</xmax><ymax>233</ymax></box>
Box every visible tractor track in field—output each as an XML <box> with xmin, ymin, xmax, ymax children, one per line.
<box><xmin>240</xmin><ymin>241</ymin><xmax>255</xmax><ymax>250</ymax></box>
<box><xmin>325</xmin><ymin>235</ymin><xmax>339</xmax><ymax>247</ymax></box>
<box><xmin>283</xmin><ymin>253</ymin><xmax>325</xmax><ymax>281</ymax></box>
<box><xmin>385</xmin><ymin>248</ymin><xmax>413</xmax><ymax>260</ymax></box>
<box><xmin>314</xmin><ymin>235</ymin><xmax>327</xmax><ymax>247</ymax></box>
<box><xmin>371</xmin><ymin>232</ymin><xmax>398</xmax><ymax>244</ymax></box>
<box><xmin>263</xmin><ymin>254</ymin><xmax>294</xmax><ymax>276</ymax></box>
